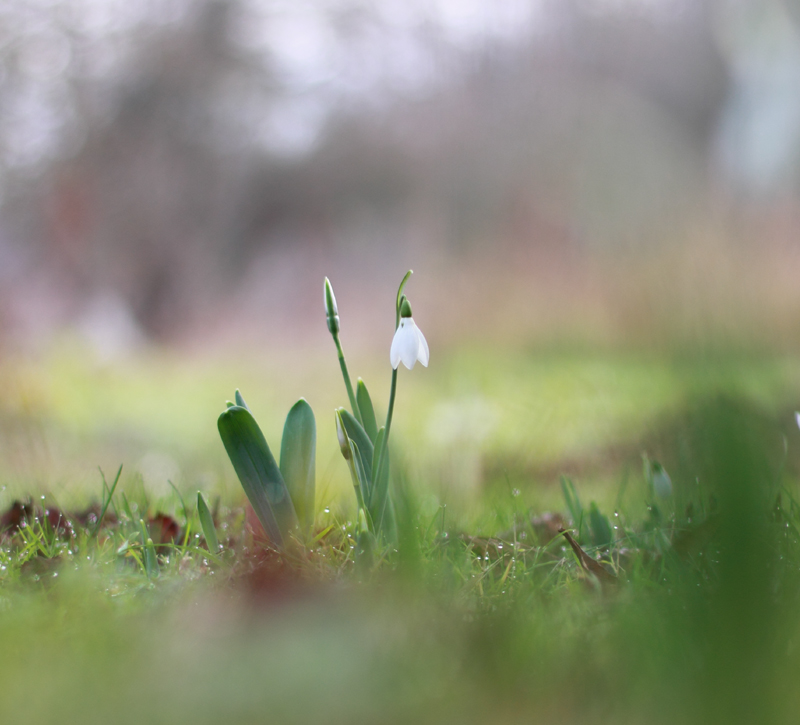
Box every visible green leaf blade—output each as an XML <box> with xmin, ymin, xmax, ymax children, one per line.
<box><xmin>339</xmin><ymin>409</ymin><xmax>374</xmax><ymax>500</ymax></box>
<box><xmin>218</xmin><ymin>405</ymin><xmax>298</xmax><ymax>547</ymax></box>
<box><xmin>356</xmin><ymin>379</ymin><xmax>378</xmax><ymax>443</ymax></box>
<box><xmin>280</xmin><ymin>398</ymin><xmax>316</xmax><ymax>538</ymax></box>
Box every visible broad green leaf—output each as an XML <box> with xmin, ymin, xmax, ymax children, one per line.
<box><xmin>339</xmin><ymin>409</ymin><xmax>374</xmax><ymax>497</ymax></box>
<box><xmin>356</xmin><ymin>379</ymin><xmax>378</xmax><ymax>443</ymax></box>
<box><xmin>197</xmin><ymin>491</ymin><xmax>219</xmax><ymax>552</ymax></box>
<box><xmin>280</xmin><ymin>398</ymin><xmax>316</xmax><ymax>537</ymax></box>
<box><xmin>218</xmin><ymin>405</ymin><xmax>298</xmax><ymax>547</ymax></box>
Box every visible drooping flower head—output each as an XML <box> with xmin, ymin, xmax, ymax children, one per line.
<box><xmin>390</xmin><ymin>298</ymin><xmax>429</xmax><ymax>370</ymax></box>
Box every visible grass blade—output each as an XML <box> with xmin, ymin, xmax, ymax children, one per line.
<box><xmin>121</xmin><ymin>492</ymin><xmax>136</xmax><ymax>525</ymax></box>
<box><xmin>560</xmin><ymin>476</ymin><xmax>584</xmax><ymax>539</ymax></box>
<box><xmin>197</xmin><ymin>491</ymin><xmax>219</xmax><ymax>553</ymax></box>
<box><xmin>92</xmin><ymin>464</ymin><xmax>122</xmax><ymax>538</ymax></box>
<box><xmin>168</xmin><ymin>480</ymin><xmax>189</xmax><ymax>527</ymax></box>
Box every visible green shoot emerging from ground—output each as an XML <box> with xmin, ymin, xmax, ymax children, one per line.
<box><xmin>218</xmin><ymin>272</ymin><xmax>428</xmax><ymax>547</ymax></box>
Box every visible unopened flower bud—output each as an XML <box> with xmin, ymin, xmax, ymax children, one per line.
<box><xmin>335</xmin><ymin>409</ymin><xmax>351</xmax><ymax>460</ymax></box>
<box><xmin>324</xmin><ymin>277</ymin><xmax>340</xmax><ymax>335</ymax></box>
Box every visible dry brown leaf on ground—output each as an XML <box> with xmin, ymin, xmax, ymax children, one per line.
<box><xmin>558</xmin><ymin>527</ymin><xmax>617</xmax><ymax>585</ymax></box>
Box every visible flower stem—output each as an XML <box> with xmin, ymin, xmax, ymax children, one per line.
<box><xmin>372</xmin><ymin>271</ymin><xmax>412</xmax><ymax>531</ymax></box>
<box><xmin>333</xmin><ymin>333</ymin><xmax>362</xmax><ymax>425</ymax></box>
<box><xmin>383</xmin><ymin>367</ymin><xmax>398</xmax><ymax>444</ymax></box>
<box><xmin>345</xmin><ymin>458</ymin><xmax>375</xmax><ymax>533</ymax></box>
<box><xmin>373</xmin><ymin>367</ymin><xmax>397</xmax><ymax>528</ymax></box>
<box><xmin>347</xmin><ymin>458</ymin><xmax>367</xmax><ymax>512</ymax></box>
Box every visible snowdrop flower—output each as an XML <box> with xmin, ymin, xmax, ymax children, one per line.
<box><xmin>390</xmin><ymin>299</ymin><xmax>429</xmax><ymax>370</ymax></box>
<box><xmin>795</xmin><ymin>411</ymin><xmax>800</xmax><ymax>430</ymax></box>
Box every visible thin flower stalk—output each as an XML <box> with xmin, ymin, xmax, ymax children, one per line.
<box><xmin>325</xmin><ymin>277</ymin><xmax>362</xmax><ymax>425</ymax></box>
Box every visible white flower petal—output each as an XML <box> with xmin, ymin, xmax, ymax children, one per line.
<box><xmin>390</xmin><ymin>323</ymin><xmax>406</xmax><ymax>369</ymax></box>
<box><xmin>390</xmin><ymin>333</ymin><xmax>402</xmax><ymax>369</ymax></box>
<box><xmin>415</xmin><ymin>324</ymin><xmax>429</xmax><ymax>367</ymax></box>
<box><xmin>400</xmin><ymin>321</ymin><xmax>420</xmax><ymax>369</ymax></box>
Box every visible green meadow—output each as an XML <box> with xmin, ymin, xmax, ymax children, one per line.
<box><xmin>1</xmin><ymin>338</ymin><xmax>800</xmax><ymax>725</ymax></box>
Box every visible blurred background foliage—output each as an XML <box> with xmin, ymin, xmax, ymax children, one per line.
<box><xmin>1</xmin><ymin>0</ymin><xmax>800</xmax><ymax>349</ymax></box>
<box><xmin>2</xmin><ymin>0</ymin><xmax>800</xmax><ymax>506</ymax></box>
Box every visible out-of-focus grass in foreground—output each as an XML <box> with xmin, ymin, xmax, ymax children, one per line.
<box><xmin>1</xmin><ymin>342</ymin><xmax>800</xmax><ymax>723</ymax></box>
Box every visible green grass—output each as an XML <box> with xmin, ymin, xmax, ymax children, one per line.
<box><xmin>2</xmin><ymin>343</ymin><xmax>800</xmax><ymax>723</ymax></box>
